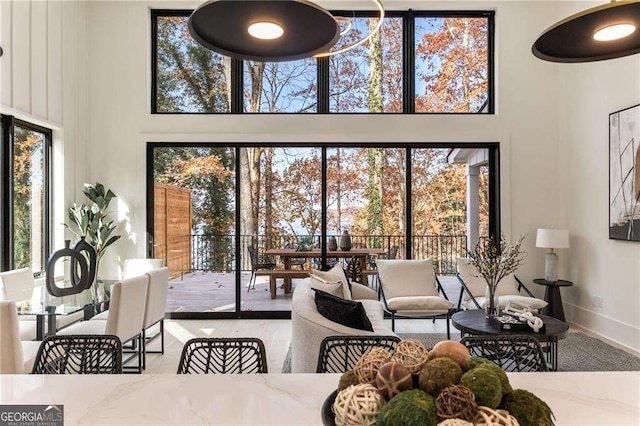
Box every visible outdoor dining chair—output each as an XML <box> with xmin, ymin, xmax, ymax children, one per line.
<box><xmin>31</xmin><ymin>335</ymin><xmax>123</xmax><ymax>374</ymax></box>
<box><xmin>316</xmin><ymin>335</ymin><xmax>401</xmax><ymax>373</ymax></box>
<box><xmin>247</xmin><ymin>246</ymin><xmax>276</xmax><ymax>291</ymax></box>
<box><xmin>460</xmin><ymin>335</ymin><xmax>549</xmax><ymax>372</ymax></box>
<box><xmin>177</xmin><ymin>337</ymin><xmax>268</xmax><ymax>374</ymax></box>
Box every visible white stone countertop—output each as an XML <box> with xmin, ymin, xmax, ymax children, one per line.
<box><xmin>0</xmin><ymin>372</ymin><xmax>638</xmax><ymax>425</ymax></box>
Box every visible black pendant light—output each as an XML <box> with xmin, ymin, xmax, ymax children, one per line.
<box><xmin>532</xmin><ymin>0</ymin><xmax>640</xmax><ymax>63</ymax></box>
<box><xmin>188</xmin><ymin>0</ymin><xmax>385</xmax><ymax>62</ymax></box>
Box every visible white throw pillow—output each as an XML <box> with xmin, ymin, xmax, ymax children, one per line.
<box><xmin>310</xmin><ymin>263</ymin><xmax>352</xmax><ymax>300</ymax></box>
<box><xmin>376</xmin><ymin>259</ymin><xmax>438</xmax><ymax>298</ymax></box>
<box><xmin>387</xmin><ymin>296</ymin><xmax>454</xmax><ymax>312</ymax></box>
<box><xmin>309</xmin><ymin>275</ymin><xmax>344</xmax><ymax>298</ymax></box>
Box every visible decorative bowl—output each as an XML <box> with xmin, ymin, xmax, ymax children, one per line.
<box><xmin>321</xmin><ymin>390</ymin><xmax>338</xmax><ymax>426</ymax></box>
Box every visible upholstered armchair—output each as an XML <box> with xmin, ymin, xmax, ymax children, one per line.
<box><xmin>456</xmin><ymin>257</ymin><xmax>548</xmax><ymax>312</ymax></box>
<box><xmin>376</xmin><ymin>258</ymin><xmax>454</xmax><ymax>337</ymax></box>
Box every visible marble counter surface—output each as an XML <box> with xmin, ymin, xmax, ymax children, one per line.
<box><xmin>1</xmin><ymin>372</ymin><xmax>638</xmax><ymax>425</ymax></box>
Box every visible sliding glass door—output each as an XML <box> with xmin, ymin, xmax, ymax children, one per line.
<box><xmin>148</xmin><ymin>143</ymin><xmax>498</xmax><ymax>318</ymax></box>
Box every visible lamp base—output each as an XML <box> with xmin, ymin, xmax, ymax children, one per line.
<box><xmin>545</xmin><ymin>252</ymin><xmax>558</xmax><ymax>282</ymax></box>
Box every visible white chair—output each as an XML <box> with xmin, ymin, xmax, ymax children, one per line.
<box><xmin>455</xmin><ymin>257</ymin><xmax>548</xmax><ymax>312</ymax></box>
<box><xmin>0</xmin><ymin>301</ymin><xmax>41</xmax><ymax>373</ymax></box>
<box><xmin>0</xmin><ymin>268</ymin><xmax>84</xmax><ymax>340</ymax></box>
<box><xmin>58</xmin><ymin>275</ymin><xmax>149</xmax><ymax>373</ymax></box>
<box><xmin>123</xmin><ymin>258</ymin><xmax>164</xmax><ymax>279</ymax></box>
<box><xmin>376</xmin><ymin>259</ymin><xmax>454</xmax><ymax>337</ymax></box>
<box><xmin>141</xmin><ymin>267</ymin><xmax>169</xmax><ymax>369</ymax></box>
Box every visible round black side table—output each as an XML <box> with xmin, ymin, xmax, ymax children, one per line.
<box><xmin>533</xmin><ymin>279</ymin><xmax>573</xmax><ymax>322</ymax></box>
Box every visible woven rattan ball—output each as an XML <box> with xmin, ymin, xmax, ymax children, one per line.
<box><xmin>333</xmin><ymin>384</ymin><xmax>385</xmax><ymax>426</ymax></box>
<box><xmin>436</xmin><ymin>385</ymin><xmax>479</xmax><ymax>422</ymax></box>
<box><xmin>437</xmin><ymin>419</ymin><xmax>474</xmax><ymax>426</ymax></box>
<box><xmin>392</xmin><ymin>339</ymin><xmax>430</xmax><ymax>374</ymax></box>
<box><xmin>473</xmin><ymin>406</ymin><xmax>520</xmax><ymax>426</ymax></box>
<box><xmin>354</xmin><ymin>348</ymin><xmax>392</xmax><ymax>384</ymax></box>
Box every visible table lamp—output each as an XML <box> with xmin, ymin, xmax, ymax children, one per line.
<box><xmin>536</xmin><ymin>228</ymin><xmax>569</xmax><ymax>282</ymax></box>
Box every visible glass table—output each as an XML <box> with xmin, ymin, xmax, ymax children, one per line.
<box><xmin>16</xmin><ymin>280</ymin><xmax>113</xmax><ymax>341</ymax></box>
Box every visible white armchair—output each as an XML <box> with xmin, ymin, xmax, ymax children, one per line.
<box><xmin>123</xmin><ymin>258</ymin><xmax>164</xmax><ymax>279</ymax></box>
<box><xmin>376</xmin><ymin>259</ymin><xmax>454</xmax><ymax>337</ymax></box>
<box><xmin>141</xmin><ymin>267</ymin><xmax>169</xmax><ymax>369</ymax></box>
<box><xmin>456</xmin><ymin>257</ymin><xmax>548</xmax><ymax>312</ymax></box>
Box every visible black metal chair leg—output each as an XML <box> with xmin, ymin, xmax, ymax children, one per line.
<box><xmin>391</xmin><ymin>313</ymin><xmax>395</xmax><ymax>331</ymax></box>
<box><xmin>446</xmin><ymin>311</ymin><xmax>451</xmax><ymax>339</ymax></box>
<box><xmin>142</xmin><ymin>329</ymin><xmax>147</xmax><ymax>370</ymax></box>
<box><xmin>160</xmin><ymin>319</ymin><xmax>164</xmax><ymax>355</ymax></box>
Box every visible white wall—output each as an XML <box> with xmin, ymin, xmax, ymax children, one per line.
<box><xmin>0</xmin><ymin>0</ymin><xmax>89</xmax><ymax>250</ymax></box>
<box><xmin>556</xmin><ymin>3</ymin><xmax>640</xmax><ymax>352</ymax></box>
<box><xmin>84</xmin><ymin>1</ymin><xmax>563</xmax><ymax>285</ymax></box>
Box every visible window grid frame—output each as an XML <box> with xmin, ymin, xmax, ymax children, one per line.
<box><xmin>151</xmin><ymin>9</ymin><xmax>495</xmax><ymax>115</ymax></box>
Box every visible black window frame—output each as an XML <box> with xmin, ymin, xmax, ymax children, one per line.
<box><xmin>146</xmin><ymin>141</ymin><xmax>500</xmax><ymax>320</ymax></box>
<box><xmin>0</xmin><ymin>115</ymin><xmax>53</xmax><ymax>274</ymax></box>
<box><xmin>151</xmin><ymin>9</ymin><xmax>495</xmax><ymax>115</ymax></box>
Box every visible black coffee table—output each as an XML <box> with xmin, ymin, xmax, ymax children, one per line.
<box><xmin>452</xmin><ymin>310</ymin><xmax>569</xmax><ymax>371</ymax></box>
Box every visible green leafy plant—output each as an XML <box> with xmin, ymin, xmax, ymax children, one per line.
<box><xmin>65</xmin><ymin>182</ymin><xmax>121</xmax><ymax>261</ymax></box>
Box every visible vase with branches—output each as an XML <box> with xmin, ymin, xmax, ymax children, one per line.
<box><xmin>467</xmin><ymin>235</ymin><xmax>527</xmax><ymax>317</ymax></box>
<box><xmin>64</xmin><ymin>183</ymin><xmax>121</xmax><ymax>305</ymax></box>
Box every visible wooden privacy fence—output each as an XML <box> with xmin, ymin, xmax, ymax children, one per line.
<box><xmin>154</xmin><ymin>183</ymin><xmax>192</xmax><ymax>278</ymax></box>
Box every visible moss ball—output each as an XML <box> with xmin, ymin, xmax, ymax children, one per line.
<box><xmin>474</xmin><ymin>363</ymin><xmax>512</xmax><ymax>395</ymax></box>
<box><xmin>376</xmin><ymin>389</ymin><xmax>438</xmax><ymax>426</ymax></box>
<box><xmin>459</xmin><ymin>367</ymin><xmax>502</xmax><ymax>409</ymax></box>
<box><xmin>418</xmin><ymin>357</ymin><xmax>463</xmax><ymax>397</ymax></box>
<box><xmin>338</xmin><ymin>370</ymin><xmax>359</xmax><ymax>391</ymax></box>
<box><xmin>467</xmin><ymin>356</ymin><xmax>492</xmax><ymax>370</ymax></box>
<box><xmin>500</xmin><ymin>389</ymin><xmax>555</xmax><ymax>426</ymax></box>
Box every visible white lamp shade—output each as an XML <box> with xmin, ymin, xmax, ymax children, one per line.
<box><xmin>536</xmin><ymin>228</ymin><xmax>569</xmax><ymax>249</ymax></box>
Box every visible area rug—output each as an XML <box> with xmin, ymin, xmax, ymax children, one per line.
<box><xmin>281</xmin><ymin>332</ymin><xmax>640</xmax><ymax>373</ymax></box>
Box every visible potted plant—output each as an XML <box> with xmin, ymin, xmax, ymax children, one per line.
<box><xmin>65</xmin><ymin>183</ymin><xmax>121</xmax><ymax>304</ymax></box>
<box><xmin>466</xmin><ymin>235</ymin><xmax>526</xmax><ymax>317</ymax></box>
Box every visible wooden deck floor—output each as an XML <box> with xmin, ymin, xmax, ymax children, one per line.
<box><xmin>167</xmin><ymin>272</ymin><xmax>462</xmax><ymax>313</ymax></box>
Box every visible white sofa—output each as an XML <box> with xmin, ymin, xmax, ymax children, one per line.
<box><xmin>291</xmin><ymin>278</ymin><xmax>397</xmax><ymax>373</ymax></box>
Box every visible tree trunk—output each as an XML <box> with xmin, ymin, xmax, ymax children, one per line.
<box><xmin>367</xmin><ymin>19</ymin><xmax>383</xmax><ymax>113</ymax></box>
<box><xmin>336</xmin><ymin>148</ymin><xmax>342</xmax><ymax>233</ymax></box>
<box><xmin>264</xmin><ymin>148</ymin><xmax>274</xmax><ymax>248</ymax></box>
<box><xmin>223</xmin><ymin>56</ymin><xmax>232</xmax><ymax>111</ymax></box>
<box><xmin>248</xmin><ymin>61</ymin><xmax>265</xmax><ymax>112</ymax></box>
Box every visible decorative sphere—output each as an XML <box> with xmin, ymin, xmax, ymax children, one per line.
<box><xmin>473</xmin><ymin>406</ymin><xmax>520</xmax><ymax>426</ymax></box>
<box><xmin>459</xmin><ymin>367</ymin><xmax>503</xmax><ymax>409</ymax></box>
<box><xmin>376</xmin><ymin>389</ymin><xmax>438</xmax><ymax>426</ymax></box>
<box><xmin>475</xmin><ymin>363</ymin><xmax>512</xmax><ymax>395</ymax></box>
<box><xmin>436</xmin><ymin>385</ymin><xmax>478</xmax><ymax>422</ymax></box>
<box><xmin>375</xmin><ymin>362</ymin><xmax>413</xmax><ymax>400</ymax></box>
<box><xmin>468</xmin><ymin>356</ymin><xmax>492</xmax><ymax>371</ymax></box>
<box><xmin>338</xmin><ymin>370</ymin><xmax>359</xmax><ymax>391</ymax></box>
<box><xmin>354</xmin><ymin>347</ymin><xmax>392</xmax><ymax>384</ymax></box>
<box><xmin>500</xmin><ymin>389</ymin><xmax>555</xmax><ymax>426</ymax></box>
<box><xmin>437</xmin><ymin>419</ymin><xmax>474</xmax><ymax>426</ymax></box>
<box><xmin>392</xmin><ymin>339</ymin><xmax>430</xmax><ymax>374</ymax></box>
<box><xmin>332</xmin><ymin>384</ymin><xmax>385</xmax><ymax>426</ymax></box>
<box><xmin>418</xmin><ymin>357</ymin><xmax>463</xmax><ymax>397</ymax></box>
<box><xmin>429</xmin><ymin>340</ymin><xmax>471</xmax><ymax>371</ymax></box>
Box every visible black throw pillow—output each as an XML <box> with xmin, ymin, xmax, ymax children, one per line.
<box><xmin>313</xmin><ymin>288</ymin><xmax>374</xmax><ymax>332</ymax></box>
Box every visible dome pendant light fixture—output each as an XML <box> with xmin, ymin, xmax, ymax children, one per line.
<box><xmin>188</xmin><ymin>0</ymin><xmax>385</xmax><ymax>62</ymax></box>
<box><xmin>532</xmin><ymin>0</ymin><xmax>640</xmax><ymax>63</ymax></box>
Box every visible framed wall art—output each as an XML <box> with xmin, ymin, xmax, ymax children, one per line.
<box><xmin>609</xmin><ymin>103</ymin><xmax>640</xmax><ymax>241</ymax></box>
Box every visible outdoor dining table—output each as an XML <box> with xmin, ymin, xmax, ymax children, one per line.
<box><xmin>264</xmin><ymin>247</ymin><xmax>386</xmax><ymax>286</ymax></box>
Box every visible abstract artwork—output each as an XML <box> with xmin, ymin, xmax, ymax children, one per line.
<box><xmin>609</xmin><ymin>104</ymin><xmax>640</xmax><ymax>241</ymax></box>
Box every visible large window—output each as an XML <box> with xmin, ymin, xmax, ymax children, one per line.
<box><xmin>152</xmin><ymin>11</ymin><xmax>494</xmax><ymax>114</ymax></box>
<box><xmin>1</xmin><ymin>116</ymin><xmax>52</xmax><ymax>274</ymax></box>
<box><xmin>147</xmin><ymin>143</ymin><xmax>498</xmax><ymax>318</ymax></box>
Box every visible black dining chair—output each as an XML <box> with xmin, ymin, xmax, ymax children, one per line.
<box><xmin>316</xmin><ymin>335</ymin><xmax>401</xmax><ymax>373</ymax></box>
<box><xmin>31</xmin><ymin>335</ymin><xmax>123</xmax><ymax>374</ymax></box>
<box><xmin>177</xmin><ymin>337</ymin><xmax>268</xmax><ymax>374</ymax></box>
<box><xmin>460</xmin><ymin>335</ymin><xmax>549</xmax><ymax>372</ymax></box>
<box><xmin>247</xmin><ymin>245</ymin><xmax>276</xmax><ymax>291</ymax></box>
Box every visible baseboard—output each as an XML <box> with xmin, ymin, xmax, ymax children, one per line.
<box><xmin>565</xmin><ymin>302</ymin><xmax>640</xmax><ymax>356</ymax></box>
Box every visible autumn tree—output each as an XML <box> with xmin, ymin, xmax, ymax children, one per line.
<box><xmin>416</xmin><ymin>17</ymin><xmax>488</xmax><ymax>112</ymax></box>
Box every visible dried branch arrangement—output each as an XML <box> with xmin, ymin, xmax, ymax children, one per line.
<box><xmin>466</xmin><ymin>235</ymin><xmax>527</xmax><ymax>291</ymax></box>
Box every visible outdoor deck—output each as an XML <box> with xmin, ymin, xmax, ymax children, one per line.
<box><xmin>167</xmin><ymin>272</ymin><xmax>462</xmax><ymax>313</ymax></box>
